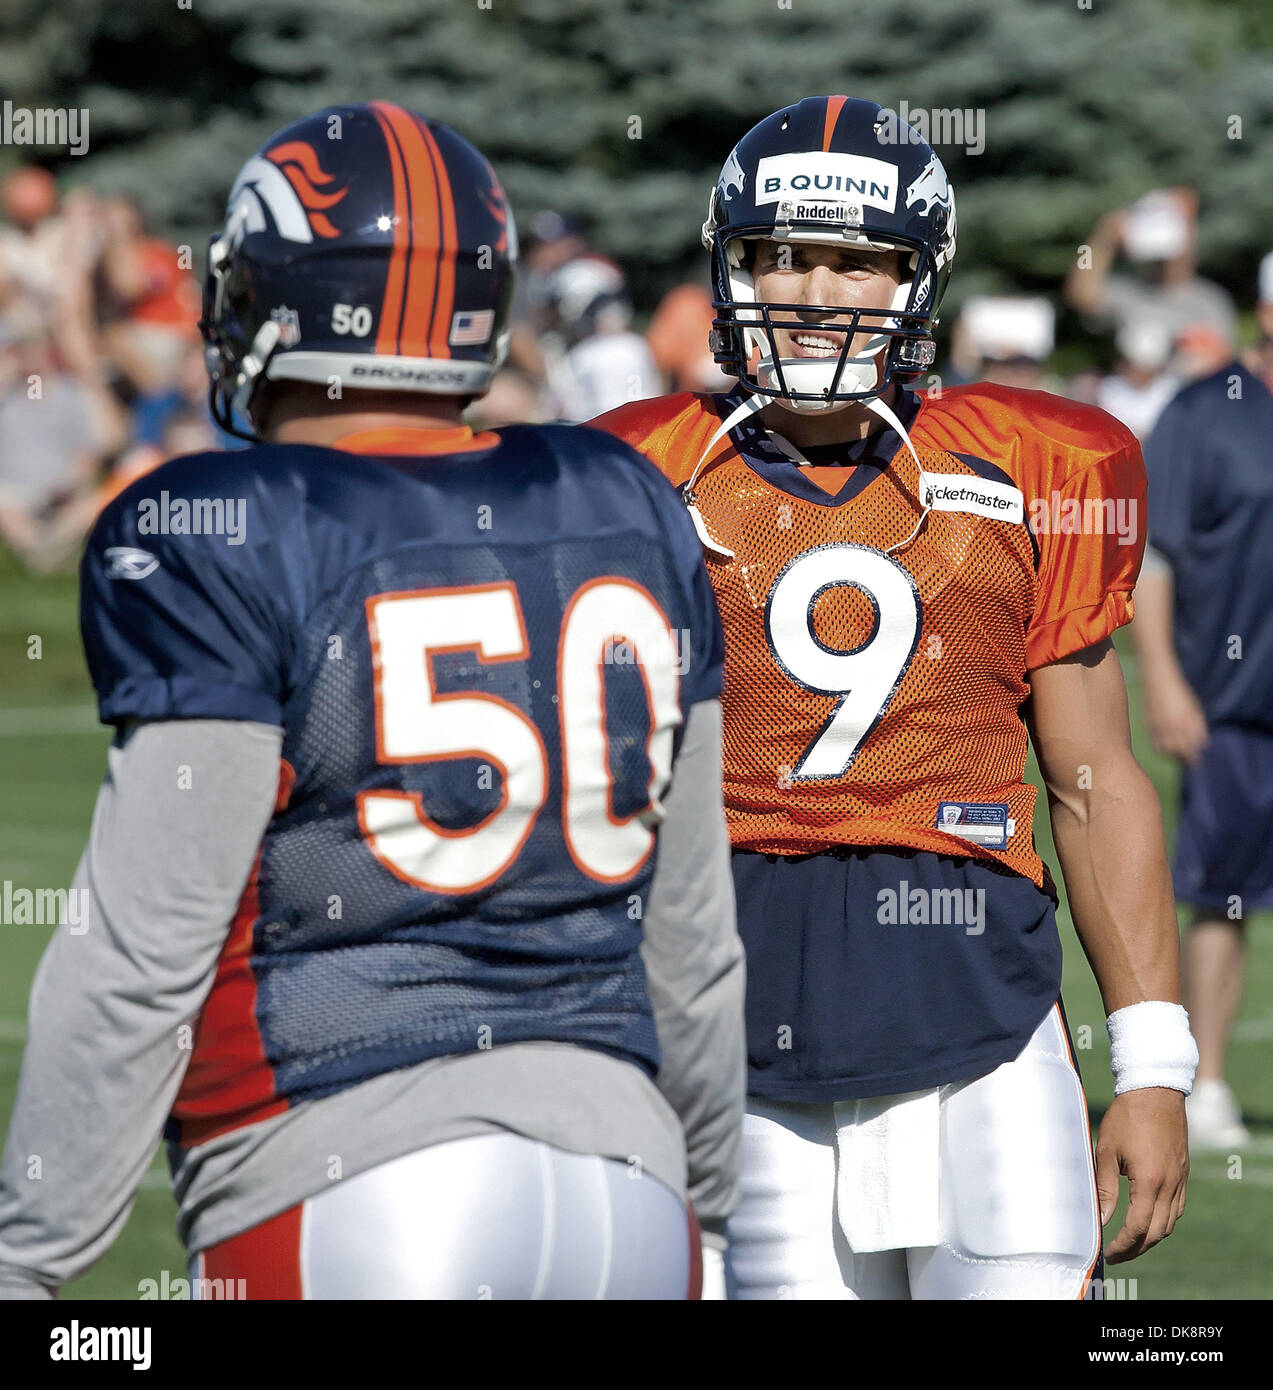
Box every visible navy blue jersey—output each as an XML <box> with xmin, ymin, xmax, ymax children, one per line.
<box><xmin>1145</xmin><ymin>362</ymin><xmax>1273</xmax><ymax>731</ymax></box>
<box><xmin>733</xmin><ymin>848</ymin><xmax>1061</xmax><ymax>1099</ymax></box>
<box><xmin>79</xmin><ymin>423</ymin><xmax>724</xmax><ymax>1145</ymax></box>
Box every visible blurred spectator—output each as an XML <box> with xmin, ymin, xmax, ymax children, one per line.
<box><xmin>541</xmin><ymin>255</ymin><xmax>660</xmax><ymax>420</ymax></box>
<box><xmin>0</xmin><ymin>167</ymin><xmax>63</xmax><ymax>330</ymax></box>
<box><xmin>0</xmin><ymin>321</ymin><xmax>104</xmax><ymax>571</ymax></box>
<box><xmin>0</xmin><ymin>168</ymin><xmax>105</xmax><ymax>389</ymax></box>
<box><xmin>466</xmin><ymin>367</ymin><xmax>548</xmax><ymax>428</ymax></box>
<box><xmin>507</xmin><ymin>209</ymin><xmax>589</xmax><ymax>380</ymax></box>
<box><xmin>38</xmin><ymin>350</ymin><xmax>226</xmax><ymax>567</ymax></box>
<box><xmin>645</xmin><ymin>282</ymin><xmax>730</xmax><ymax>393</ymax></box>
<box><xmin>949</xmin><ymin>295</ymin><xmax>1056</xmax><ymax>390</ymax></box>
<box><xmin>94</xmin><ymin>195</ymin><xmax>201</xmax><ymax>396</ymax></box>
<box><xmin>1066</xmin><ymin>189</ymin><xmax>1236</xmax><ymax>375</ymax></box>
<box><xmin>1130</xmin><ymin>262</ymin><xmax>1273</xmax><ymax>1151</ymax></box>
<box><xmin>1172</xmin><ymin>324</ymin><xmax>1235</xmax><ymax>385</ymax></box>
<box><xmin>129</xmin><ymin>339</ymin><xmax>232</xmax><ymax>451</ymax></box>
<box><xmin>1097</xmin><ymin>320</ymin><xmax>1179</xmax><ymax>440</ymax></box>
<box><xmin>1245</xmin><ymin>251</ymin><xmax>1273</xmax><ymax>382</ymax></box>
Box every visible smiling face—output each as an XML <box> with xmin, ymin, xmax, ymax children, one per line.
<box><xmin>749</xmin><ymin>239</ymin><xmax>907</xmax><ymax>371</ymax></box>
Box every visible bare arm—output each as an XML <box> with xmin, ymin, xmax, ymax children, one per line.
<box><xmin>1026</xmin><ymin>638</ymin><xmax>1188</xmax><ymax>1263</ymax></box>
<box><xmin>1063</xmin><ymin>210</ymin><xmax>1122</xmax><ymax>318</ymax></box>
<box><xmin>1027</xmin><ymin>638</ymin><xmax>1178</xmax><ymax>1009</ymax></box>
<box><xmin>1129</xmin><ymin>557</ymin><xmax>1209</xmax><ymax>764</ymax></box>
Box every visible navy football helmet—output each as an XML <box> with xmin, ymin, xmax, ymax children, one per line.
<box><xmin>200</xmin><ymin>102</ymin><xmax>518</xmax><ymax>437</ymax></box>
<box><xmin>701</xmin><ymin>96</ymin><xmax>957</xmax><ymax>413</ymax></box>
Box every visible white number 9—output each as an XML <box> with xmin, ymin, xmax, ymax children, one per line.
<box><xmin>765</xmin><ymin>543</ymin><xmax>922</xmax><ymax>780</ymax></box>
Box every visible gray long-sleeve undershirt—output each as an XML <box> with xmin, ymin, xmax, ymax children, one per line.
<box><xmin>0</xmin><ymin>700</ymin><xmax>743</xmax><ymax>1295</ymax></box>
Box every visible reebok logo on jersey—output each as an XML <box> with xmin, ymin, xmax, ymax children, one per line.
<box><xmin>918</xmin><ymin>471</ymin><xmax>1024</xmax><ymax>525</ymax></box>
<box><xmin>755</xmin><ymin>152</ymin><xmax>898</xmax><ymax>213</ymax></box>
<box><xmin>104</xmin><ymin>546</ymin><xmax>160</xmax><ymax>580</ymax></box>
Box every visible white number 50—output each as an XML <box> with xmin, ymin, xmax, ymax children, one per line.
<box><xmin>358</xmin><ymin>580</ymin><xmax>681</xmax><ymax>895</ymax></box>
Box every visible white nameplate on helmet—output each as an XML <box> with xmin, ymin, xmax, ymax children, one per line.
<box><xmin>755</xmin><ymin>153</ymin><xmax>898</xmax><ymax>213</ymax></box>
<box><xmin>918</xmin><ymin>471</ymin><xmax>1024</xmax><ymax>524</ymax></box>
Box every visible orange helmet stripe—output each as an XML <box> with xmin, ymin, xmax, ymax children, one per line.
<box><xmin>374</xmin><ymin>102</ymin><xmax>454</xmax><ymax>359</ymax></box>
<box><xmin>822</xmin><ymin>94</ymin><xmax>848</xmax><ymax>151</ymax></box>
<box><xmin>416</xmin><ymin>113</ymin><xmax>458</xmax><ymax>360</ymax></box>
<box><xmin>370</xmin><ymin>101</ymin><xmax>410</xmax><ymax>355</ymax></box>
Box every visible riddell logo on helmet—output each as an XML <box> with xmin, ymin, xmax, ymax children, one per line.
<box><xmin>787</xmin><ymin>203</ymin><xmax>853</xmax><ymax>223</ymax></box>
<box><xmin>755</xmin><ymin>153</ymin><xmax>898</xmax><ymax>213</ymax></box>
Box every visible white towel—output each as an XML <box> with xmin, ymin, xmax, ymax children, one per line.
<box><xmin>833</xmin><ymin>1087</ymin><xmax>942</xmax><ymax>1253</ymax></box>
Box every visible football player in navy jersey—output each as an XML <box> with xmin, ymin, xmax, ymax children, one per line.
<box><xmin>0</xmin><ymin>103</ymin><xmax>744</xmax><ymax>1299</ymax></box>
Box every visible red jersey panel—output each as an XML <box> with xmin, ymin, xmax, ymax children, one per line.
<box><xmin>592</xmin><ymin>384</ymin><xmax>1146</xmax><ymax>887</ymax></box>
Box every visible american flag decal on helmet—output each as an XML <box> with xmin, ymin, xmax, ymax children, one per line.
<box><xmin>449</xmin><ymin>309</ymin><xmax>495</xmax><ymax>346</ymax></box>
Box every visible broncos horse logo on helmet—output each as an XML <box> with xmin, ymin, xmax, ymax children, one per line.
<box><xmin>701</xmin><ymin>95</ymin><xmax>957</xmax><ymax>414</ymax></box>
<box><xmin>225</xmin><ymin>144</ymin><xmax>348</xmax><ymax>248</ymax></box>
<box><xmin>905</xmin><ymin>156</ymin><xmax>955</xmax><ymax>221</ymax></box>
<box><xmin>201</xmin><ymin>102</ymin><xmax>518</xmax><ymax>438</ymax></box>
<box><xmin>719</xmin><ymin>148</ymin><xmax>747</xmax><ymax>203</ymax></box>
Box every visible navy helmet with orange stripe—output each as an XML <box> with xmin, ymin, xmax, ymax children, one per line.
<box><xmin>701</xmin><ymin>95</ymin><xmax>956</xmax><ymax>414</ymax></box>
<box><xmin>201</xmin><ymin>102</ymin><xmax>517</xmax><ymax>438</ymax></box>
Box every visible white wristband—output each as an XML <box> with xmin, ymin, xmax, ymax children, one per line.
<box><xmin>1106</xmin><ymin>1001</ymin><xmax>1198</xmax><ymax>1096</ymax></box>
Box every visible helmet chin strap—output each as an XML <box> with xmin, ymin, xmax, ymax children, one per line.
<box><xmin>680</xmin><ymin>382</ymin><xmax>927</xmax><ymax>562</ymax></box>
<box><xmin>681</xmin><ymin>393</ymin><xmax>768</xmax><ymax>558</ymax></box>
<box><xmin>231</xmin><ymin>318</ymin><xmax>284</xmax><ymax>431</ymax></box>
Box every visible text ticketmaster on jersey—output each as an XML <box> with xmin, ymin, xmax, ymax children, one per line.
<box><xmin>919</xmin><ymin>472</ymin><xmax>1139</xmax><ymax>545</ymax></box>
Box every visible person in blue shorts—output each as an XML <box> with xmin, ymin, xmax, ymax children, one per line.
<box><xmin>1132</xmin><ymin>262</ymin><xmax>1273</xmax><ymax>1150</ymax></box>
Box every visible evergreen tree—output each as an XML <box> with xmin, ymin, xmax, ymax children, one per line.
<box><xmin>0</xmin><ymin>0</ymin><xmax>1269</xmax><ymax>312</ymax></box>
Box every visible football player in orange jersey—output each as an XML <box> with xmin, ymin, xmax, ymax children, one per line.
<box><xmin>593</xmin><ymin>96</ymin><xmax>1194</xmax><ymax>1300</ymax></box>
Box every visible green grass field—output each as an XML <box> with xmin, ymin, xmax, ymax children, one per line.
<box><xmin>0</xmin><ymin>549</ymin><xmax>1268</xmax><ymax>1299</ymax></box>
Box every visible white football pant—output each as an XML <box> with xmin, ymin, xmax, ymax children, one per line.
<box><xmin>726</xmin><ymin>1004</ymin><xmax>1102</xmax><ymax>1299</ymax></box>
<box><xmin>192</xmin><ymin>1132</ymin><xmax>697</xmax><ymax>1299</ymax></box>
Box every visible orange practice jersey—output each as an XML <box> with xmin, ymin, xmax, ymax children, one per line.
<box><xmin>592</xmin><ymin>383</ymin><xmax>1146</xmax><ymax>888</ymax></box>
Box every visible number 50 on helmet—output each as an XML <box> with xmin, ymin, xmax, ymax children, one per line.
<box><xmin>200</xmin><ymin>101</ymin><xmax>517</xmax><ymax>437</ymax></box>
<box><xmin>701</xmin><ymin>96</ymin><xmax>957</xmax><ymax>413</ymax></box>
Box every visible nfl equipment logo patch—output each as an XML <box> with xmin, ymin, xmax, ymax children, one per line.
<box><xmin>935</xmin><ymin>801</ymin><xmax>1014</xmax><ymax>850</ymax></box>
<box><xmin>450</xmin><ymin>309</ymin><xmax>495</xmax><ymax>346</ymax></box>
<box><xmin>270</xmin><ymin>306</ymin><xmax>301</xmax><ymax>347</ymax></box>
